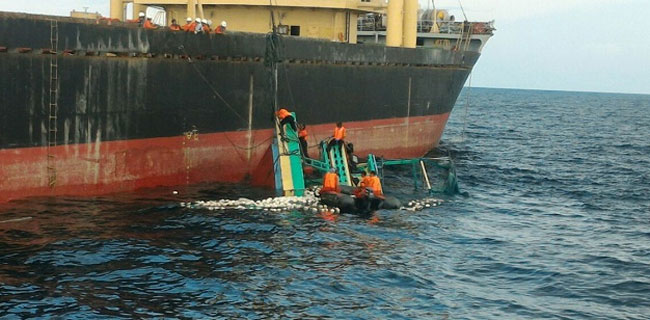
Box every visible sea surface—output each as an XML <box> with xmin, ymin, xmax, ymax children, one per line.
<box><xmin>1</xmin><ymin>88</ymin><xmax>649</xmax><ymax>319</ymax></box>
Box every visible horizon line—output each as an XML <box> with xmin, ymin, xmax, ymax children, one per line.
<box><xmin>463</xmin><ymin>85</ymin><xmax>650</xmax><ymax>96</ymax></box>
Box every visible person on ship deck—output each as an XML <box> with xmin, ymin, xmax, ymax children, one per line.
<box><xmin>202</xmin><ymin>19</ymin><xmax>211</xmax><ymax>33</ymax></box>
<box><xmin>215</xmin><ymin>21</ymin><xmax>227</xmax><ymax>34</ymax></box>
<box><xmin>169</xmin><ymin>19</ymin><xmax>181</xmax><ymax>31</ymax></box>
<box><xmin>193</xmin><ymin>18</ymin><xmax>203</xmax><ymax>34</ymax></box>
<box><xmin>128</xmin><ymin>12</ymin><xmax>145</xmax><ymax>26</ymax></box>
<box><xmin>181</xmin><ymin>17</ymin><xmax>193</xmax><ymax>31</ymax></box>
<box><xmin>143</xmin><ymin>17</ymin><xmax>158</xmax><ymax>30</ymax></box>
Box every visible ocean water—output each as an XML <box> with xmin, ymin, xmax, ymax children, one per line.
<box><xmin>1</xmin><ymin>88</ymin><xmax>649</xmax><ymax>319</ymax></box>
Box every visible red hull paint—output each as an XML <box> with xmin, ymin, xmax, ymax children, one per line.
<box><xmin>0</xmin><ymin>113</ymin><xmax>450</xmax><ymax>203</ymax></box>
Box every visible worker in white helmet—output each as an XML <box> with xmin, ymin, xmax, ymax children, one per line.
<box><xmin>129</xmin><ymin>11</ymin><xmax>146</xmax><ymax>26</ymax></box>
<box><xmin>194</xmin><ymin>17</ymin><xmax>203</xmax><ymax>34</ymax></box>
<box><xmin>201</xmin><ymin>18</ymin><xmax>211</xmax><ymax>33</ymax></box>
<box><xmin>206</xmin><ymin>20</ymin><xmax>213</xmax><ymax>32</ymax></box>
<box><xmin>182</xmin><ymin>17</ymin><xmax>193</xmax><ymax>32</ymax></box>
<box><xmin>215</xmin><ymin>20</ymin><xmax>227</xmax><ymax>34</ymax></box>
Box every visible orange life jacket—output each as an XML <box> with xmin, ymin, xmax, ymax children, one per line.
<box><xmin>170</xmin><ymin>24</ymin><xmax>181</xmax><ymax>31</ymax></box>
<box><xmin>203</xmin><ymin>25</ymin><xmax>211</xmax><ymax>33</ymax></box>
<box><xmin>215</xmin><ymin>26</ymin><xmax>225</xmax><ymax>34</ymax></box>
<box><xmin>276</xmin><ymin>109</ymin><xmax>291</xmax><ymax>120</ymax></box>
<box><xmin>366</xmin><ymin>176</ymin><xmax>383</xmax><ymax>196</ymax></box>
<box><xmin>321</xmin><ymin>172</ymin><xmax>340</xmax><ymax>193</ymax></box>
<box><xmin>143</xmin><ymin>20</ymin><xmax>157</xmax><ymax>29</ymax></box>
<box><xmin>128</xmin><ymin>17</ymin><xmax>144</xmax><ymax>25</ymax></box>
<box><xmin>334</xmin><ymin>126</ymin><xmax>346</xmax><ymax>140</ymax></box>
<box><xmin>299</xmin><ymin>128</ymin><xmax>308</xmax><ymax>139</ymax></box>
<box><xmin>181</xmin><ymin>23</ymin><xmax>192</xmax><ymax>31</ymax></box>
<box><xmin>185</xmin><ymin>22</ymin><xmax>197</xmax><ymax>32</ymax></box>
<box><xmin>360</xmin><ymin>176</ymin><xmax>372</xmax><ymax>188</ymax></box>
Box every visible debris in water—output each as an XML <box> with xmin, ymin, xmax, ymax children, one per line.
<box><xmin>180</xmin><ymin>188</ymin><xmax>442</xmax><ymax>214</ymax></box>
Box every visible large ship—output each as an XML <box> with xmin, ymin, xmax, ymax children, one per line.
<box><xmin>0</xmin><ymin>0</ymin><xmax>493</xmax><ymax>203</ymax></box>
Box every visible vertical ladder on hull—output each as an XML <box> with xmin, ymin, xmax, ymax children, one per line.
<box><xmin>328</xmin><ymin>142</ymin><xmax>352</xmax><ymax>186</ymax></box>
<box><xmin>271</xmin><ymin>113</ymin><xmax>305</xmax><ymax>196</ymax></box>
<box><xmin>47</xmin><ymin>20</ymin><xmax>59</xmax><ymax>188</ymax></box>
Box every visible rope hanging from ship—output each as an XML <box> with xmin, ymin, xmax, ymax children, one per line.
<box><xmin>178</xmin><ymin>44</ymin><xmax>248</xmax><ymax>126</ymax></box>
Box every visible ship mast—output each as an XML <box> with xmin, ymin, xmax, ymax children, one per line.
<box><xmin>266</xmin><ymin>0</ymin><xmax>280</xmax><ymax>113</ymax></box>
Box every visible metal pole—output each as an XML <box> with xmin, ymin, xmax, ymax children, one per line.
<box><xmin>420</xmin><ymin>160</ymin><xmax>432</xmax><ymax>190</ymax></box>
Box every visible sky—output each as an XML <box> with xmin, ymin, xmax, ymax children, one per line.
<box><xmin>1</xmin><ymin>0</ymin><xmax>648</xmax><ymax>94</ymax></box>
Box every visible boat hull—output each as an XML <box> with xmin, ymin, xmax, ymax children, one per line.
<box><xmin>0</xmin><ymin>11</ymin><xmax>482</xmax><ymax>203</ymax></box>
<box><xmin>0</xmin><ymin>113</ymin><xmax>448</xmax><ymax>203</ymax></box>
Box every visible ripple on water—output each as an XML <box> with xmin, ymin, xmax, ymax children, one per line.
<box><xmin>1</xmin><ymin>89</ymin><xmax>650</xmax><ymax>319</ymax></box>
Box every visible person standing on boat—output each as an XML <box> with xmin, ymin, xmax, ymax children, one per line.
<box><xmin>321</xmin><ymin>168</ymin><xmax>340</xmax><ymax>194</ymax></box>
<box><xmin>298</xmin><ymin>124</ymin><xmax>309</xmax><ymax>158</ymax></box>
<box><xmin>327</xmin><ymin>122</ymin><xmax>346</xmax><ymax>152</ymax></box>
<box><xmin>275</xmin><ymin>108</ymin><xmax>297</xmax><ymax>136</ymax></box>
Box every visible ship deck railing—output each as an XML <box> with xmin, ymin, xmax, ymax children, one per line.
<box><xmin>357</xmin><ymin>19</ymin><xmax>495</xmax><ymax>35</ymax></box>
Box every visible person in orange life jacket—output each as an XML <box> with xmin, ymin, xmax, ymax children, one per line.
<box><xmin>298</xmin><ymin>123</ymin><xmax>309</xmax><ymax>158</ymax></box>
<box><xmin>169</xmin><ymin>19</ymin><xmax>181</xmax><ymax>31</ymax></box>
<box><xmin>275</xmin><ymin>108</ymin><xmax>297</xmax><ymax>136</ymax></box>
<box><xmin>321</xmin><ymin>168</ymin><xmax>340</xmax><ymax>194</ymax></box>
<box><xmin>215</xmin><ymin>21</ymin><xmax>227</xmax><ymax>34</ymax></box>
<box><xmin>201</xmin><ymin>19</ymin><xmax>211</xmax><ymax>33</ymax></box>
<box><xmin>354</xmin><ymin>171</ymin><xmax>371</xmax><ymax>198</ymax></box>
<box><xmin>181</xmin><ymin>17</ymin><xmax>193</xmax><ymax>31</ymax></box>
<box><xmin>359</xmin><ymin>171</ymin><xmax>372</xmax><ymax>188</ymax></box>
<box><xmin>143</xmin><ymin>17</ymin><xmax>158</xmax><ymax>30</ymax></box>
<box><xmin>129</xmin><ymin>12</ymin><xmax>145</xmax><ymax>26</ymax></box>
<box><xmin>327</xmin><ymin>122</ymin><xmax>346</xmax><ymax>152</ymax></box>
<box><xmin>366</xmin><ymin>170</ymin><xmax>384</xmax><ymax>199</ymax></box>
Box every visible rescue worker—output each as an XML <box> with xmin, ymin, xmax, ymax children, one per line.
<box><xmin>169</xmin><ymin>19</ymin><xmax>181</xmax><ymax>31</ymax></box>
<box><xmin>193</xmin><ymin>17</ymin><xmax>203</xmax><ymax>34</ymax></box>
<box><xmin>143</xmin><ymin>17</ymin><xmax>158</xmax><ymax>30</ymax></box>
<box><xmin>359</xmin><ymin>171</ymin><xmax>371</xmax><ymax>188</ymax></box>
<box><xmin>327</xmin><ymin>122</ymin><xmax>346</xmax><ymax>152</ymax></box>
<box><xmin>215</xmin><ymin>21</ymin><xmax>227</xmax><ymax>34</ymax></box>
<box><xmin>129</xmin><ymin>12</ymin><xmax>145</xmax><ymax>26</ymax></box>
<box><xmin>366</xmin><ymin>171</ymin><xmax>384</xmax><ymax>198</ymax></box>
<box><xmin>321</xmin><ymin>168</ymin><xmax>340</xmax><ymax>194</ymax></box>
<box><xmin>181</xmin><ymin>17</ymin><xmax>193</xmax><ymax>31</ymax></box>
<box><xmin>201</xmin><ymin>19</ymin><xmax>211</xmax><ymax>33</ymax></box>
<box><xmin>298</xmin><ymin>124</ymin><xmax>309</xmax><ymax>158</ymax></box>
<box><xmin>275</xmin><ymin>108</ymin><xmax>297</xmax><ymax>136</ymax></box>
<box><xmin>352</xmin><ymin>171</ymin><xmax>372</xmax><ymax>212</ymax></box>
